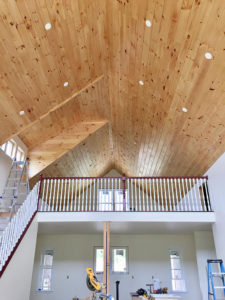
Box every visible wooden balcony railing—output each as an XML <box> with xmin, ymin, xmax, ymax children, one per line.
<box><xmin>38</xmin><ymin>176</ymin><xmax>212</xmax><ymax>212</ymax></box>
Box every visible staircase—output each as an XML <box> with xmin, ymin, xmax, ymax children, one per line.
<box><xmin>0</xmin><ymin>158</ymin><xmax>30</xmax><ymax>237</ymax></box>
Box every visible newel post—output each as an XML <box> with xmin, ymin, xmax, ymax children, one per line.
<box><xmin>122</xmin><ymin>174</ymin><xmax>126</xmax><ymax>211</ymax></box>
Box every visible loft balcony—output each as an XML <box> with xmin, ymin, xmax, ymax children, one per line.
<box><xmin>0</xmin><ymin>176</ymin><xmax>215</xmax><ymax>276</ymax></box>
<box><xmin>38</xmin><ymin>176</ymin><xmax>213</xmax><ymax>213</ymax></box>
<box><xmin>37</xmin><ymin>176</ymin><xmax>215</xmax><ymax>226</ymax></box>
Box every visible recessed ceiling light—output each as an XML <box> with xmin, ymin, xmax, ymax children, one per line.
<box><xmin>182</xmin><ymin>107</ymin><xmax>188</xmax><ymax>112</ymax></box>
<box><xmin>19</xmin><ymin>110</ymin><xmax>25</xmax><ymax>116</ymax></box>
<box><xmin>139</xmin><ymin>80</ymin><xmax>144</xmax><ymax>86</ymax></box>
<box><xmin>64</xmin><ymin>81</ymin><xmax>69</xmax><ymax>87</ymax></box>
<box><xmin>145</xmin><ymin>20</ymin><xmax>152</xmax><ymax>27</ymax></box>
<box><xmin>45</xmin><ymin>23</ymin><xmax>51</xmax><ymax>30</ymax></box>
<box><xmin>205</xmin><ymin>52</ymin><xmax>213</xmax><ymax>60</ymax></box>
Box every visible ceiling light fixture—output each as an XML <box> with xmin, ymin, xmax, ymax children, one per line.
<box><xmin>45</xmin><ymin>23</ymin><xmax>52</xmax><ymax>30</ymax></box>
<box><xmin>19</xmin><ymin>110</ymin><xmax>25</xmax><ymax>116</ymax></box>
<box><xmin>145</xmin><ymin>20</ymin><xmax>152</xmax><ymax>27</ymax></box>
<box><xmin>205</xmin><ymin>52</ymin><xmax>213</xmax><ymax>60</ymax></box>
<box><xmin>139</xmin><ymin>80</ymin><xmax>144</xmax><ymax>86</ymax></box>
<box><xmin>182</xmin><ymin>107</ymin><xmax>188</xmax><ymax>113</ymax></box>
<box><xmin>64</xmin><ymin>81</ymin><xmax>69</xmax><ymax>87</ymax></box>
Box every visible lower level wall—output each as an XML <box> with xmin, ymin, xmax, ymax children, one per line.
<box><xmin>194</xmin><ymin>231</ymin><xmax>216</xmax><ymax>300</ymax></box>
<box><xmin>0</xmin><ymin>216</ymin><xmax>38</xmax><ymax>300</ymax></box>
<box><xmin>30</xmin><ymin>232</ymin><xmax>201</xmax><ymax>300</ymax></box>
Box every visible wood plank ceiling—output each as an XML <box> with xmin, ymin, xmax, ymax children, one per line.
<box><xmin>0</xmin><ymin>0</ymin><xmax>225</xmax><ymax>179</ymax></box>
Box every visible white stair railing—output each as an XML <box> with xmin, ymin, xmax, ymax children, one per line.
<box><xmin>0</xmin><ymin>182</ymin><xmax>39</xmax><ymax>273</ymax></box>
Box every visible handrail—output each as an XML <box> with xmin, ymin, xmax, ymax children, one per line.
<box><xmin>0</xmin><ymin>182</ymin><xmax>39</xmax><ymax>277</ymax></box>
<box><xmin>37</xmin><ymin>176</ymin><xmax>212</xmax><ymax>213</ymax></box>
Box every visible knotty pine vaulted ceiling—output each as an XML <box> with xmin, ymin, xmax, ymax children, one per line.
<box><xmin>0</xmin><ymin>0</ymin><xmax>225</xmax><ymax>182</ymax></box>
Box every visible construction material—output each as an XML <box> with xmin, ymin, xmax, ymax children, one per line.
<box><xmin>103</xmin><ymin>222</ymin><xmax>110</xmax><ymax>296</ymax></box>
<box><xmin>208</xmin><ymin>259</ymin><xmax>225</xmax><ymax>300</ymax></box>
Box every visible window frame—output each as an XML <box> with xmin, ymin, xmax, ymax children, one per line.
<box><xmin>111</xmin><ymin>246</ymin><xmax>129</xmax><ymax>274</ymax></box>
<box><xmin>38</xmin><ymin>248</ymin><xmax>54</xmax><ymax>292</ymax></box>
<box><xmin>0</xmin><ymin>138</ymin><xmax>25</xmax><ymax>161</ymax></box>
<box><xmin>97</xmin><ymin>188</ymin><xmax>129</xmax><ymax>211</ymax></box>
<box><xmin>169</xmin><ymin>249</ymin><xmax>186</xmax><ymax>293</ymax></box>
<box><xmin>94</xmin><ymin>246</ymin><xmax>104</xmax><ymax>274</ymax></box>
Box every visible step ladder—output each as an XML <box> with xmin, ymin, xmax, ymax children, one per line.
<box><xmin>208</xmin><ymin>259</ymin><xmax>225</xmax><ymax>300</ymax></box>
<box><xmin>0</xmin><ymin>158</ymin><xmax>30</xmax><ymax>234</ymax></box>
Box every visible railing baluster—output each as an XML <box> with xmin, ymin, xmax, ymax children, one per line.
<box><xmin>63</xmin><ymin>179</ymin><xmax>67</xmax><ymax>211</ymax></box>
<box><xmin>138</xmin><ymin>179</ymin><xmax>141</xmax><ymax>211</ymax></box>
<box><xmin>71</xmin><ymin>179</ymin><xmax>74</xmax><ymax>211</ymax></box>
<box><xmin>131</xmin><ymin>179</ymin><xmax>134</xmax><ymax>211</ymax></box>
<box><xmin>201</xmin><ymin>178</ymin><xmax>207</xmax><ymax>212</ymax></box>
<box><xmin>167</xmin><ymin>179</ymin><xmax>172</xmax><ymax>211</ymax></box>
<box><xmin>163</xmin><ymin>178</ymin><xmax>168</xmax><ymax>211</ymax></box>
<box><xmin>159</xmin><ymin>179</ymin><xmax>163</xmax><ymax>211</ymax></box>
<box><xmin>48</xmin><ymin>180</ymin><xmax>53</xmax><ymax>212</ymax></box>
<box><xmin>40</xmin><ymin>179</ymin><xmax>46</xmax><ymax>211</ymax></box>
<box><xmin>82</xmin><ymin>179</ymin><xmax>85</xmax><ymax>212</ymax></box>
<box><xmin>51</xmin><ymin>179</ymin><xmax>56</xmax><ymax>212</ymax></box>
<box><xmin>189</xmin><ymin>178</ymin><xmax>195</xmax><ymax>211</ymax></box>
<box><xmin>185</xmin><ymin>178</ymin><xmax>190</xmax><ymax>211</ymax></box>
<box><xmin>45</xmin><ymin>180</ymin><xmax>50</xmax><ymax>211</ymax></box>
<box><xmin>67</xmin><ymin>179</ymin><xmax>71</xmax><ymax>211</ymax></box>
<box><xmin>178</xmin><ymin>178</ymin><xmax>183</xmax><ymax>211</ymax></box>
<box><xmin>85</xmin><ymin>179</ymin><xmax>88</xmax><ymax>211</ymax></box>
<box><xmin>142</xmin><ymin>178</ymin><xmax>145</xmax><ymax>211</ymax></box>
<box><xmin>74</xmin><ymin>179</ymin><xmax>78</xmax><ymax>211</ymax></box>
<box><xmin>181</xmin><ymin>178</ymin><xmax>187</xmax><ymax>211</ymax></box>
<box><xmin>205</xmin><ymin>179</ymin><xmax>211</xmax><ymax>211</ymax></box>
<box><xmin>127</xmin><ymin>178</ymin><xmax>130</xmax><ymax>211</ymax></box>
<box><xmin>146</xmin><ymin>179</ymin><xmax>149</xmax><ymax>211</ymax></box>
<box><xmin>88</xmin><ymin>179</ymin><xmax>92</xmax><ymax>211</ymax></box>
<box><xmin>55</xmin><ymin>179</ymin><xmax>60</xmax><ymax>212</ymax></box>
<box><xmin>152</xmin><ymin>179</ymin><xmax>156</xmax><ymax>211</ymax></box>
<box><xmin>59</xmin><ymin>179</ymin><xmax>64</xmax><ymax>211</ymax></box>
<box><xmin>93</xmin><ymin>179</ymin><xmax>96</xmax><ymax>212</ymax></box>
<box><xmin>135</xmin><ymin>179</ymin><xmax>137</xmax><ymax>211</ymax></box>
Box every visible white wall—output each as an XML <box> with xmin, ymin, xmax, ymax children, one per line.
<box><xmin>30</xmin><ymin>233</ymin><xmax>201</xmax><ymax>300</ymax></box>
<box><xmin>0</xmin><ymin>149</ymin><xmax>12</xmax><ymax>195</ymax></box>
<box><xmin>0</xmin><ymin>216</ymin><xmax>38</xmax><ymax>300</ymax></box>
<box><xmin>194</xmin><ymin>231</ymin><xmax>216</xmax><ymax>300</ymax></box>
<box><xmin>205</xmin><ymin>152</ymin><xmax>225</xmax><ymax>262</ymax></box>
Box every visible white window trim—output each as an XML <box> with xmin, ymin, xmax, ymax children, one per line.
<box><xmin>94</xmin><ymin>246</ymin><xmax>104</xmax><ymax>274</ymax></box>
<box><xmin>0</xmin><ymin>138</ymin><xmax>25</xmax><ymax>161</ymax></box>
<box><xmin>97</xmin><ymin>188</ymin><xmax>129</xmax><ymax>211</ymax></box>
<box><xmin>169</xmin><ymin>249</ymin><xmax>187</xmax><ymax>293</ymax></box>
<box><xmin>93</xmin><ymin>246</ymin><xmax>129</xmax><ymax>275</ymax></box>
<box><xmin>111</xmin><ymin>246</ymin><xmax>129</xmax><ymax>274</ymax></box>
<box><xmin>37</xmin><ymin>248</ymin><xmax>54</xmax><ymax>292</ymax></box>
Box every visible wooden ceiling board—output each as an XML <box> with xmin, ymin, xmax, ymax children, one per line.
<box><xmin>19</xmin><ymin>75</ymin><xmax>110</xmax><ymax>149</ymax></box>
<box><xmin>1</xmin><ymin>0</ymin><xmax>225</xmax><ymax>180</ymax></box>
<box><xmin>105</xmin><ymin>0</ymin><xmax>225</xmax><ymax>177</ymax></box>
<box><xmin>0</xmin><ymin>0</ymin><xmax>108</xmax><ymax>144</ymax></box>
<box><xmin>28</xmin><ymin>120</ymin><xmax>108</xmax><ymax>177</ymax></box>
<box><xmin>30</xmin><ymin>123</ymin><xmax>113</xmax><ymax>187</ymax></box>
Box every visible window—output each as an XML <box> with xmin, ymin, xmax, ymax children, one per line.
<box><xmin>38</xmin><ymin>249</ymin><xmax>54</xmax><ymax>291</ymax></box>
<box><xmin>98</xmin><ymin>189</ymin><xmax>128</xmax><ymax>211</ymax></box>
<box><xmin>0</xmin><ymin>139</ymin><xmax>25</xmax><ymax>161</ymax></box>
<box><xmin>112</xmin><ymin>247</ymin><xmax>128</xmax><ymax>273</ymax></box>
<box><xmin>94</xmin><ymin>246</ymin><xmax>129</xmax><ymax>274</ymax></box>
<box><xmin>94</xmin><ymin>247</ymin><xmax>104</xmax><ymax>273</ymax></box>
<box><xmin>169</xmin><ymin>250</ymin><xmax>186</xmax><ymax>292</ymax></box>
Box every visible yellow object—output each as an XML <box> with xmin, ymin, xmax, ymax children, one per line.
<box><xmin>86</xmin><ymin>268</ymin><xmax>101</xmax><ymax>291</ymax></box>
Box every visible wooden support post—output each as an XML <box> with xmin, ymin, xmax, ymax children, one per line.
<box><xmin>103</xmin><ymin>221</ymin><xmax>110</xmax><ymax>296</ymax></box>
